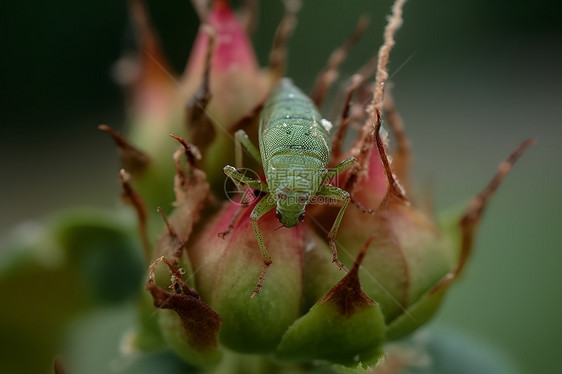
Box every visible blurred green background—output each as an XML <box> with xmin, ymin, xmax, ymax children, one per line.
<box><xmin>2</xmin><ymin>0</ymin><xmax>561</xmax><ymax>373</ymax></box>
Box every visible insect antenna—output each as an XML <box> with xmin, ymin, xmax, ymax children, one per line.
<box><xmin>310</xmin><ymin>15</ymin><xmax>370</xmax><ymax>108</ymax></box>
<box><xmin>269</xmin><ymin>0</ymin><xmax>301</xmax><ymax>79</ymax></box>
<box><xmin>331</xmin><ymin>74</ymin><xmax>364</xmax><ymax>161</ymax></box>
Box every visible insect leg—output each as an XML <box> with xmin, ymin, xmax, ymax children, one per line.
<box><xmin>249</xmin><ymin>195</ymin><xmax>277</xmax><ymax>298</ymax></box>
<box><xmin>224</xmin><ymin>165</ymin><xmax>269</xmax><ymax>192</ymax></box>
<box><xmin>218</xmin><ymin>205</ymin><xmax>246</xmax><ymax>239</ymax></box>
<box><xmin>235</xmin><ymin>129</ymin><xmax>262</xmax><ymax>169</ymax></box>
<box><xmin>220</xmin><ymin>166</ymin><xmax>268</xmax><ymax>238</ymax></box>
<box><xmin>316</xmin><ymin>184</ymin><xmax>351</xmax><ymax>271</ymax></box>
<box><xmin>325</xmin><ymin>156</ymin><xmax>374</xmax><ymax>214</ymax></box>
<box><xmin>323</xmin><ymin>156</ymin><xmax>356</xmax><ymax>183</ymax></box>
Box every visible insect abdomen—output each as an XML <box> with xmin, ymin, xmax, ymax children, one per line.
<box><xmin>259</xmin><ymin>79</ymin><xmax>332</xmax><ymax>167</ymax></box>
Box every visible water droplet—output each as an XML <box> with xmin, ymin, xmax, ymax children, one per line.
<box><xmin>321</xmin><ymin>118</ymin><xmax>333</xmax><ymax>132</ymax></box>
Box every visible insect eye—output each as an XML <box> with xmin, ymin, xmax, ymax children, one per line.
<box><xmin>299</xmin><ymin>212</ymin><xmax>306</xmax><ymax>222</ymax></box>
<box><xmin>275</xmin><ymin>209</ymin><xmax>283</xmax><ymax>221</ymax></box>
<box><xmin>298</xmin><ymin>193</ymin><xmax>310</xmax><ymax>203</ymax></box>
<box><xmin>277</xmin><ymin>191</ymin><xmax>288</xmax><ymax>200</ymax></box>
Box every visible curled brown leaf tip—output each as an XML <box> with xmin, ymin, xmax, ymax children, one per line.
<box><xmin>170</xmin><ymin>134</ymin><xmax>206</xmax><ymax>193</ymax></box>
<box><xmin>147</xmin><ymin>256</ymin><xmax>222</xmax><ymax>351</ymax></box>
<box><xmin>170</xmin><ymin>136</ymin><xmax>207</xmax><ymax>206</ymax></box>
<box><xmin>157</xmin><ymin>206</ymin><xmax>177</xmax><ymax>238</ymax></box>
<box><xmin>99</xmin><ymin>124</ymin><xmax>149</xmax><ymax>175</ymax></box>
<box><xmin>156</xmin><ymin>207</ymin><xmax>186</xmax><ymax>262</ymax></box>
<box><xmin>119</xmin><ymin>169</ymin><xmax>151</xmax><ymax>262</ymax></box>
<box><xmin>170</xmin><ymin>134</ymin><xmax>202</xmax><ymax>167</ymax></box>
<box><xmin>320</xmin><ymin>236</ymin><xmax>376</xmax><ymax>317</ymax></box>
<box><xmin>455</xmin><ymin>139</ymin><xmax>536</xmax><ymax>276</ymax></box>
<box><xmin>311</xmin><ymin>15</ymin><xmax>370</xmax><ymax>107</ymax></box>
<box><xmin>374</xmin><ymin>111</ymin><xmax>408</xmax><ymax>204</ymax></box>
<box><xmin>383</xmin><ymin>88</ymin><xmax>412</xmax><ymax>195</ymax></box>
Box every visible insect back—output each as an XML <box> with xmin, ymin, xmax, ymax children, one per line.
<box><xmin>259</xmin><ymin>78</ymin><xmax>335</xmax><ymax>227</ymax></box>
<box><xmin>223</xmin><ymin>78</ymin><xmax>355</xmax><ymax>296</ymax></box>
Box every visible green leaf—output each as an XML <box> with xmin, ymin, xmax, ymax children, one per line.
<box><xmin>53</xmin><ymin>209</ymin><xmax>145</xmax><ymax>303</ymax></box>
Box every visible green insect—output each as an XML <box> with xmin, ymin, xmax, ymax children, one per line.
<box><xmin>224</xmin><ymin>78</ymin><xmax>356</xmax><ymax>296</ymax></box>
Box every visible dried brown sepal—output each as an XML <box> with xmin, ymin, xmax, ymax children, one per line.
<box><xmin>383</xmin><ymin>87</ymin><xmax>412</xmax><ymax>196</ymax></box>
<box><xmin>321</xmin><ymin>235</ymin><xmax>376</xmax><ymax>317</ymax></box>
<box><xmin>169</xmin><ymin>135</ymin><xmax>206</xmax><ymax>207</ymax></box>
<box><xmin>158</xmin><ymin>206</ymin><xmax>176</xmax><ymax>238</ymax></box>
<box><xmin>345</xmin><ymin>101</ymin><xmax>407</xmax><ymax>204</ymax></box>
<box><xmin>146</xmin><ymin>256</ymin><xmax>222</xmax><ymax>351</ymax></box>
<box><xmin>374</xmin><ymin>109</ymin><xmax>408</xmax><ymax>205</ymax></box>
<box><xmin>172</xmin><ymin>148</ymin><xmax>189</xmax><ymax>200</ymax></box>
<box><xmin>186</xmin><ymin>25</ymin><xmax>216</xmax><ymax>153</ymax></box>
<box><xmin>153</xmin><ymin>136</ymin><xmax>209</xmax><ymax>261</ymax></box>
<box><xmin>355</xmin><ymin>0</ymin><xmax>406</xmax><ymax>160</ymax></box>
<box><xmin>227</xmin><ymin>0</ymin><xmax>300</xmax><ymax>139</ymax></box>
<box><xmin>123</xmin><ymin>0</ymin><xmax>173</xmax><ymax>93</ymax></box>
<box><xmin>431</xmin><ymin>139</ymin><xmax>536</xmax><ymax>293</ymax></box>
<box><xmin>53</xmin><ymin>356</ymin><xmax>66</xmax><ymax>374</ymax></box>
<box><xmin>99</xmin><ymin>124</ymin><xmax>149</xmax><ymax>176</ymax></box>
<box><xmin>328</xmin><ymin>55</ymin><xmax>378</xmax><ymax>122</ymax></box>
<box><xmin>269</xmin><ymin>0</ymin><xmax>301</xmax><ymax>79</ymax></box>
<box><xmin>455</xmin><ymin>139</ymin><xmax>536</xmax><ymax>276</ymax></box>
<box><xmin>240</xmin><ymin>0</ymin><xmax>259</xmax><ymax>35</ymax></box>
<box><xmin>310</xmin><ymin>15</ymin><xmax>370</xmax><ymax>108</ymax></box>
<box><xmin>340</xmin><ymin>0</ymin><xmax>406</xmax><ymax>195</ymax></box>
<box><xmin>369</xmin><ymin>0</ymin><xmax>406</xmax><ymax>117</ymax></box>
<box><xmin>119</xmin><ymin>169</ymin><xmax>151</xmax><ymax>263</ymax></box>
<box><xmin>170</xmin><ymin>134</ymin><xmax>202</xmax><ymax>168</ymax></box>
<box><xmin>331</xmin><ymin>74</ymin><xmax>364</xmax><ymax>161</ymax></box>
<box><xmin>157</xmin><ymin>206</ymin><xmax>185</xmax><ymax>262</ymax></box>
<box><xmin>191</xmin><ymin>0</ymin><xmax>210</xmax><ymax>22</ymax></box>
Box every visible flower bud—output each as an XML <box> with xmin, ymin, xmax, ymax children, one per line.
<box><xmin>183</xmin><ymin>0</ymin><xmax>266</xmax><ymax>126</ymax></box>
<box><xmin>182</xmin><ymin>0</ymin><xmax>268</xmax><ymax>191</ymax></box>
<box><xmin>189</xmin><ymin>199</ymin><xmax>303</xmax><ymax>353</ymax></box>
<box><xmin>277</xmin><ymin>236</ymin><xmax>386</xmax><ymax>367</ymax></box>
<box><xmin>329</xmin><ymin>136</ymin><xmax>454</xmax><ymax>329</ymax></box>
